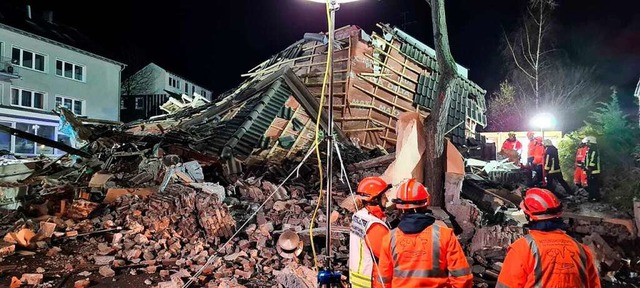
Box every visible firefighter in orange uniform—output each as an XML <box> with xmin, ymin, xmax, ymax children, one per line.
<box><xmin>530</xmin><ymin>136</ymin><xmax>547</xmax><ymax>187</ymax></box>
<box><xmin>349</xmin><ymin>176</ymin><xmax>392</xmax><ymax>288</ymax></box>
<box><xmin>497</xmin><ymin>188</ymin><xmax>601</xmax><ymax>288</ymax></box>
<box><xmin>378</xmin><ymin>179</ymin><xmax>472</xmax><ymax>288</ymax></box>
<box><xmin>574</xmin><ymin>141</ymin><xmax>589</xmax><ymax>188</ymax></box>
<box><xmin>526</xmin><ymin>131</ymin><xmax>536</xmax><ymax>166</ymax></box>
<box><xmin>501</xmin><ymin>131</ymin><xmax>523</xmax><ymax>164</ymax></box>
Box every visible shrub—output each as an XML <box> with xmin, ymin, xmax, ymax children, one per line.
<box><xmin>558</xmin><ymin>93</ymin><xmax>640</xmax><ymax>211</ymax></box>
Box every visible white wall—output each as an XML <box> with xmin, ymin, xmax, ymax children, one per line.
<box><xmin>0</xmin><ymin>26</ymin><xmax>122</xmax><ymax>121</ymax></box>
<box><xmin>126</xmin><ymin>63</ymin><xmax>213</xmax><ymax>100</ymax></box>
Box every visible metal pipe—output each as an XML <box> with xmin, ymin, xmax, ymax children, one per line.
<box><xmin>325</xmin><ymin>0</ymin><xmax>338</xmax><ymax>274</ymax></box>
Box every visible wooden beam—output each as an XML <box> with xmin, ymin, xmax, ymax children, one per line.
<box><xmin>347</xmin><ymin>152</ymin><xmax>396</xmax><ymax>171</ymax></box>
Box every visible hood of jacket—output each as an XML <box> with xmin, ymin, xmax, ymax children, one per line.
<box><xmin>397</xmin><ymin>213</ymin><xmax>436</xmax><ymax>234</ymax></box>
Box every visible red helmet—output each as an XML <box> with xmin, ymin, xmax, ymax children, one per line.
<box><xmin>357</xmin><ymin>176</ymin><xmax>391</xmax><ymax>202</ymax></box>
<box><xmin>526</xmin><ymin>131</ymin><xmax>534</xmax><ymax>138</ymax></box>
<box><xmin>520</xmin><ymin>188</ymin><xmax>563</xmax><ymax>221</ymax></box>
<box><xmin>393</xmin><ymin>179</ymin><xmax>430</xmax><ymax>209</ymax></box>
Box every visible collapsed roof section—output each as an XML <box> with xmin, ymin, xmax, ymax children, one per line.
<box><xmin>126</xmin><ymin>24</ymin><xmax>487</xmax><ymax>162</ymax></box>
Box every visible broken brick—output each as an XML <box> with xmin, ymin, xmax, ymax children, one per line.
<box><xmin>146</xmin><ymin>265</ymin><xmax>158</xmax><ymax>274</ymax></box>
<box><xmin>74</xmin><ymin>278</ymin><xmax>91</xmax><ymax>288</ymax></box>
<box><xmin>98</xmin><ymin>266</ymin><xmax>115</xmax><ymax>277</ymax></box>
<box><xmin>20</xmin><ymin>274</ymin><xmax>43</xmax><ymax>286</ymax></box>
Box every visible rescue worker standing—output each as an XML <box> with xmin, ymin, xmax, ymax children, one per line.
<box><xmin>583</xmin><ymin>136</ymin><xmax>601</xmax><ymax>202</ymax></box>
<box><xmin>526</xmin><ymin>131</ymin><xmax>536</xmax><ymax>166</ymax></box>
<box><xmin>497</xmin><ymin>188</ymin><xmax>600</xmax><ymax>288</ymax></box>
<box><xmin>542</xmin><ymin>139</ymin><xmax>573</xmax><ymax>197</ymax></box>
<box><xmin>378</xmin><ymin>179</ymin><xmax>472</xmax><ymax>287</ymax></box>
<box><xmin>530</xmin><ymin>136</ymin><xmax>546</xmax><ymax>187</ymax></box>
<box><xmin>574</xmin><ymin>140</ymin><xmax>589</xmax><ymax>188</ymax></box>
<box><xmin>349</xmin><ymin>176</ymin><xmax>392</xmax><ymax>288</ymax></box>
<box><xmin>501</xmin><ymin>132</ymin><xmax>523</xmax><ymax>164</ymax></box>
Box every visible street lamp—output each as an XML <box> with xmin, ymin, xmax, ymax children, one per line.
<box><xmin>303</xmin><ymin>0</ymin><xmax>361</xmax><ymax>285</ymax></box>
<box><xmin>530</xmin><ymin>112</ymin><xmax>556</xmax><ymax>139</ymax></box>
<box><xmin>305</xmin><ymin>0</ymin><xmax>360</xmax><ymax>2</ymax></box>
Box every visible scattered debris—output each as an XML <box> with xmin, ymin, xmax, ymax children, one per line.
<box><xmin>0</xmin><ymin>23</ymin><xmax>636</xmax><ymax>288</ymax></box>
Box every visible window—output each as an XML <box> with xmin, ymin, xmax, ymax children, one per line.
<box><xmin>192</xmin><ymin>86</ymin><xmax>195</xmax><ymax>95</ymax></box>
<box><xmin>202</xmin><ymin>91</ymin><xmax>206</xmax><ymax>98</ymax></box>
<box><xmin>55</xmin><ymin>60</ymin><xmax>85</xmax><ymax>81</ymax></box>
<box><xmin>185</xmin><ymin>83</ymin><xmax>189</xmax><ymax>93</ymax></box>
<box><xmin>14</xmin><ymin>123</ymin><xmax>34</xmax><ymax>154</ymax></box>
<box><xmin>135</xmin><ymin>97</ymin><xmax>144</xmax><ymax>110</ymax></box>
<box><xmin>176</xmin><ymin>80</ymin><xmax>180</xmax><ymax>89</ymax></box>
<box><xmin>12</xmin><ymin>47</ymin><xmax>46</xmax><ymax>72</ymax></box>
<box><xmin>14</xmin><ymin>123</ymin><xmax>55</xmax><ymax>155</ymax></box>
<box><xmin>0</xmin><ymin>122</ymin><xmax>11</xmax><ymax>152</ymax></box>
<box><xmin>55</xmin><ymin>96</ymin><xmax>84</xmax><ymax>115</ymax></box>
<box><xmin>11</xmin><ymin>87</ymin><xmax>44</xmax><ymax>109</ymax></box>
<box><xmin>120</xmin><ymin>99</ymin><xmax>126</xmax><ymax>110</ymax></box>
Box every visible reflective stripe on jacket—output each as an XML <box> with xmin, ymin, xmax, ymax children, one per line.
<box><xmin>496</xmin><ymin>230</ymin><xmax>601</xmax><ymax>288</ymax></box>
<box><xmin>586</xmin><ymin>146</ymin><xmax>600</xmax><ymax>174</ymax></box>
<box><xmin>349</xmin><ymin>209</ymin><xmax>390</xmax><ymax>288</ymax></box>
<box><xmin>544</xmin><ymin>146</ymin><xmax>561</xmax><ymax>174</ymax></box>
<box><xmin>378</xmin><ymin>224</ymin><xmax>472</xmax><ymax>287</ymax></box>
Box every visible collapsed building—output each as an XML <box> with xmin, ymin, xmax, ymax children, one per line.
<box><xmin>0</xmin><ymin>24</ymin><xmax>638</xmax><ymax>288</ymax></box>
<box><xmin>125</xmin><ymin>24</ymin><xmax>487</xmax><ymax>161</ymax></box>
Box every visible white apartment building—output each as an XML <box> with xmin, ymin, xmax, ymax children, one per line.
<box><xmin>121</xmin><ymin>63</ymin><xmax>212</xmax><ymax>122</ymax></box>
<box><xmin>0</xmin><ymin>4</ymin><xmax>124</xmax><ymax>155</ymax></box>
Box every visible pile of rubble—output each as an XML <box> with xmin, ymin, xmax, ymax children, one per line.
<box><xmin>0</xmin><ymin>120</ymin><xmax>371</xmax><ymax>287</ymax></box>
<box><xmin>1</xmin><ymin>110</ymin><xmax>640</xmax><ymax>288</ymax></box>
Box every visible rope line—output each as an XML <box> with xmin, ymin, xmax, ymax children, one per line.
<box><xmin>182</xmin><ymin>145</ymin><xmax>316</xmax><ymax>288</ymax></box>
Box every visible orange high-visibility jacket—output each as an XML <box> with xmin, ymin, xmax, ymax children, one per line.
<box><xmin>496</xmin><ymin>230</ymin><xmax>601</xmax><ymax>288</ymax></box>
<box><xmin>527</xmin><ymin>140</ymin><xmax>536</xmax><ymax>159</ymax></box>
<box><xmin>378</xmin><ymin>224</ymin><xmax>472</xmax><ymax>288</ymax></box>
<box><xmin>532</xmin><ymin>144</ymin><xmax>545</xmax><ymax>166</ymax></box>
<box><xmin>502</xmin><ymin>139</ymin><xmax>523</xmax><ymax>152</ymax></box>
<box><xmin>574</xmin><ymin>146</ymin><xmax>589</xmax><ymax>186</ymax></box>
<box><xmin>575</xmin><ymin>146</ymin><xmax>589</xmax><ymax>166</ymax></box>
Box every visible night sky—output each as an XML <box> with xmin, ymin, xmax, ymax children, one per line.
<box><xmin>27</xmin><ymin>0</ymin><xmax>640</xmax><ymax>104</ymax></box>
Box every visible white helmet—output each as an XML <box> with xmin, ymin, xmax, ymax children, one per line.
<box><xmin>581</xmin><ymin>136</ymin><xmax>597</xmax><ymax>144</ymax></box>
<box><xmin>543</xmin><ymin>139</ymin><xmax>553</xmax><ymax>146</ymax></box>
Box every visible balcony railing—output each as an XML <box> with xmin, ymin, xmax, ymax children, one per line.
<box><xmin>0</xmin><ymin>57</ymin><xmax>21</xmax><ymax>79</ymax></box>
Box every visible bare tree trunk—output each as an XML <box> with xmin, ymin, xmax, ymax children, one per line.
<box><xmin>424</xmin><ymin>0</ymin><xmax>458</xmax><ymax>207</ymax></box>
<box><xmin>635</xmin><ymin>77</ymin><xmax>640</xmax><ymax>128</ymax></box>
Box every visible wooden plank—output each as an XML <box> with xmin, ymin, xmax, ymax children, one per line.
<box><xmin>353</xmin><ymin>83</ymin><xmax>412</xmax><ymax>114</ymax></box>
<box><xmin>357</xmin><ymin>75</ymin><xmax>414</xmax><ymax>103</ymax></box>
<box><xmin>371</xmin><ymin>34</ymin><xmax>428</xmax><ymax>75</ymax></box>
<box><xmin>342</xmin><ymin>127</ymin><xmax>385</xmax><ymax>133</ymax></box>
<box><xmin>347</xmin><ymin>152</ymin><xmax>396</xmax><ymax>171</ymax></box>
